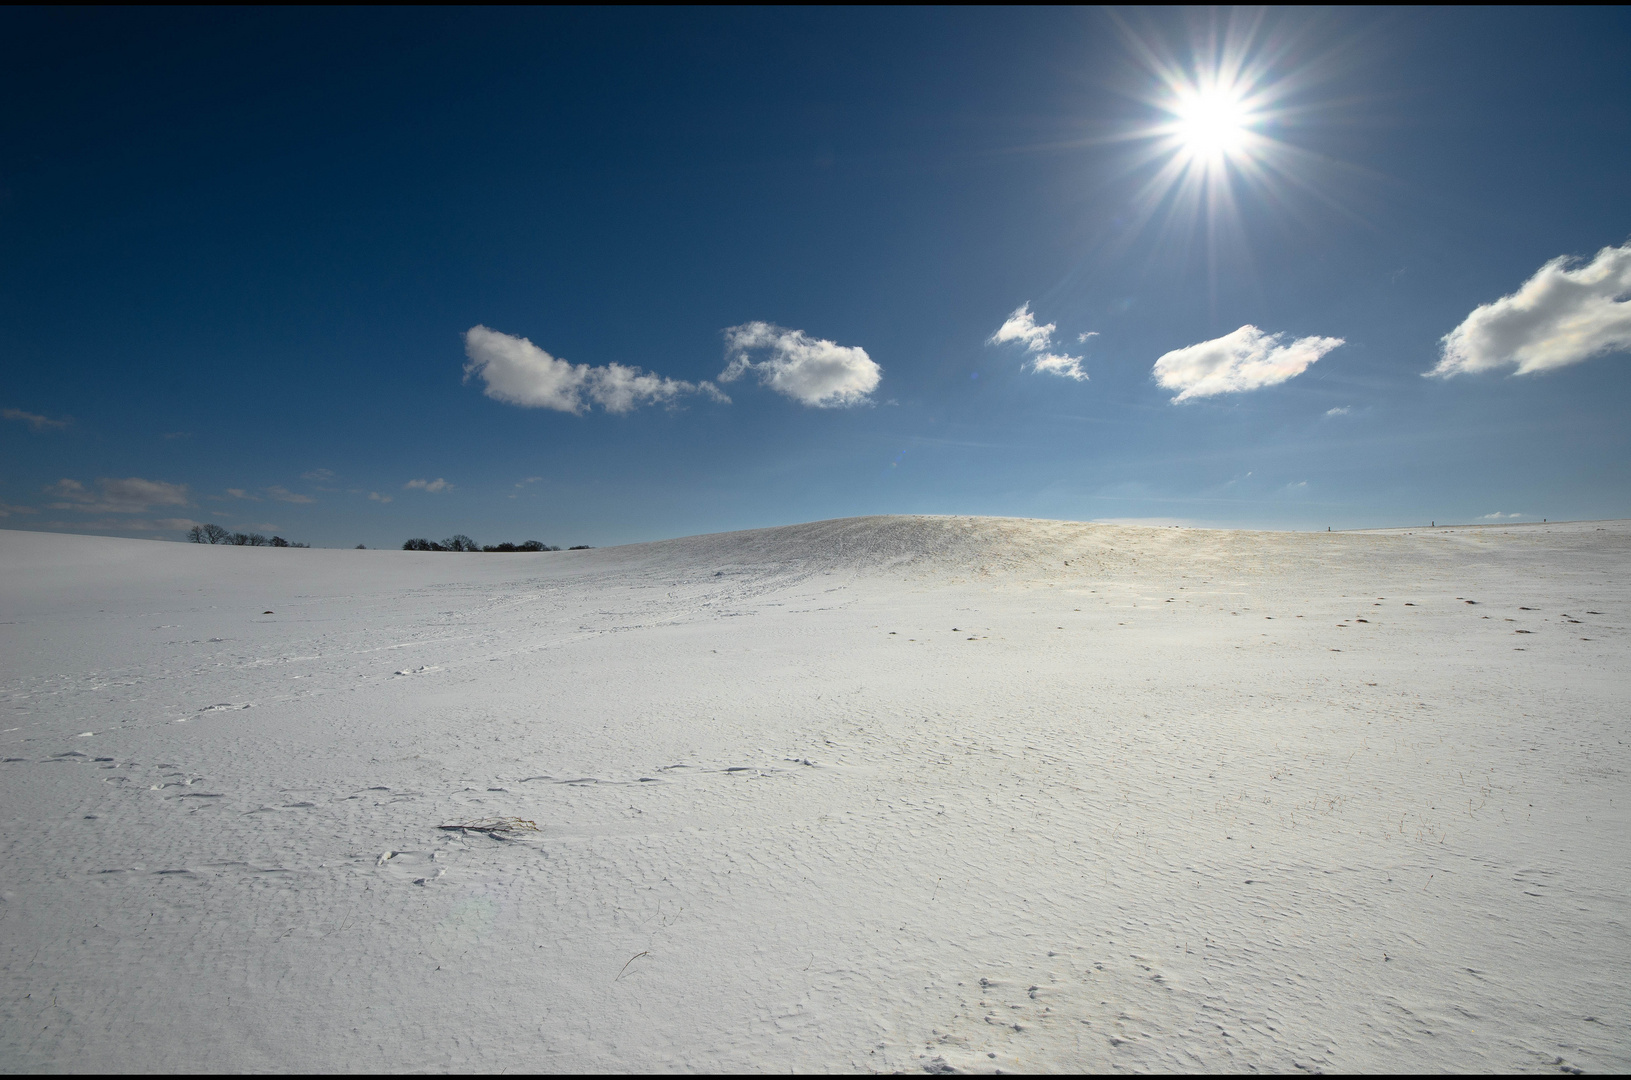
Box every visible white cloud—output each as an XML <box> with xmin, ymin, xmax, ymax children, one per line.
<box><xmin>46</xmin><ymin>477</ymin><xmax>190</xmax><ymax>514</ymax></box>
<box><xmin>991</xmin><ymin>304</ymin><xmax>1056</xmax><ymax>352</ymax></box>
<box><xmin>1482</xmin><ymin>511</ymin><xmax>1525</xmax><ymax>520</ymax></box>
<box><xmin>463</xmin><ymin>325</ymin><xmax>724</xmax><ymax>414</ymax></box>
<box><xmin>3</xmin><ymin>407</ymin><xmax>70</xmax><ymax>432</ymax></box>
<box><xmin>1325</xmin><ymin>406</ymin><xmax>1350</xmax><ymax>416</ymax></box>
<box><xmin>1431</xmin><ymin>243</ymin><xmax>1631</xmax><ymax>377</ymax></box>
<box><xmin>719</xmin><ymin>322</ymin><xmax>881</xmax><ymax>407</ymax></box>
<box><xmin>301</xmin><ymin>468</ymin><xmax>336</xmax><ymax>482</ymax></box>
<box><xmin>225</xmin><ymin>488</ymin><xmax>257</xmax><ymax>500</ymax></box>
<box><xmin>265</xmin><ymin>485</ymin><xmax>314</xmax><ymax>504</ymax></box>
<box><xmin>988</xmin><ymin>304</ymin><xmax>1088</xmax><ymax>381</ymax></box>
<box><xmin>0</xmin><ymin>501</ymin><xmax>39</xmax><ymax>517</ymax></box>
<box><xmin>1153</xmin><ymin>325</ymin><xmax>1343</xmax><ymax>402</ymax></box>
<box><xmin>368</xmin><ymin>491</ymin><xmax>393</xmax><ymax>503</ymax></box>
<box><xmin>405</xmin><ymin>478</ymin><xmax>451</xmax><ymax>493</ymax></box>
<box><xmin>592</xmin><ymin>361</ymin><xmax>725</xmax><ymax>413</ymax></box>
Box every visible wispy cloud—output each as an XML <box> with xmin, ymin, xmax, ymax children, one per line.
<box><xmin>1153</xmin><ymin>325</ymin><xmax>1343</xmax><ymax>402</ymax></box>
<box><xmin>45</xmin><ymin>477</ymin><xmax>190</xmax><ymax>514</ymax></box>
<box><xmin>43</xmin><ymin>517</ymin><xmax>202</xmax><ymax>533</ymax></box>
<box><xmin>225</xmin><ymin>488</ymin><xmax>258</xmax><ymax>500</ymax></box>
<box><xmin>515</xmin><ymin>476</ymin><xmax>543</xmax><ymax>488</ymax></box>
<box><xmin>988</xmin><ymin>303</ymin><xmax>1088</xmax><ymax>381</ymax></box>
<box><xmin>719</xmin><ymin>322</ymin><xmax>881</xmax><ymax>407</ymax></box>
<box><xmin>405</xmin><ymin>478</ymin><xmax>451</xmax><ymax>493</ymax></box>
<box><xmin>0</xmin><ymin>502</ymin><xmax>39</xmax><ymax>518</ymax></box>
<box><xmin>301</xmin><ymin>468</ymin><xmax>336</xmax><ymax>482</ymax></box>
<box><xmin>464</xmin><ymin>325</ymin><xmax>725</xmax><ymax>414</ymax></box>
<box><xmin>1430</xmin><ymin>242</ymin><xmax>1631</xmax><ymax>377</ymax></box>
<box><xmin>3</xmin><ymin>407</ymin><xmax>70</xmax><ymax>432</ymax></box>
<box><xmin>1482</xmin><ymin>511</ymin><xmax>1525</xmax><ymax>520</ymax></box>
<box><xmin>265</xmin><ymin>485</ymin><xmax>314</xmax><ymax>504</ymax></box>
<box><xmin>368</xmin><ymin>491</ymin><xmax>393</xmax><ymax>503</ymax></box>
<box><xmin>1325</xmin><ymin>406</ymin><xmax>1350</xmax><ymax>417</ymax></box>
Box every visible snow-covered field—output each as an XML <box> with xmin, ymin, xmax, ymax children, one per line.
<box><xmin>1</xmin><ymin>516</ymin><xmax>1627</xmax><ymax>1073</ymax></box>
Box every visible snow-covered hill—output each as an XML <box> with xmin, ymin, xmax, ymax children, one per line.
<box><xmin>2</xmin><ymin>518</ymin><xmax>1627</xmax><ymax>1072</ymax></box>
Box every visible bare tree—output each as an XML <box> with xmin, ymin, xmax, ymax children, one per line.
<box><xmin>201</xmin><ymin>523</ymin><xmax>231</xmax><ymax>544</ymax></box>
<box><xmin>187</xmin><ymin>526</ymin><xmax>205</xmax><ymax>543</ymax></box>
<box><xmin>444</xmin><ymin>534</ymin><xmax>479</xmax><ymax>552</ymax></box>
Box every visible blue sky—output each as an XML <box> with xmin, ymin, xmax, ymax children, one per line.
<box><xmin>2</xmin><ymin>7</ymin><xmax>1628</xmax><ymax>547</ymax></box>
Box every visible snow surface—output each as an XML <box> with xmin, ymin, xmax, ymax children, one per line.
<box><xmin>1</xmin><ymin>516</ymin><xmax>1627</xmax><ymax>1073</ymax></box>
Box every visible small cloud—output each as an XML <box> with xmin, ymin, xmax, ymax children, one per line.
<box><xmin>463</xmin><ymin>325</ymin><xmax>724</xmax><ymax>414</ymax></box>
<box><xmin>46</xmin><ymin>476</ymin><xmax>190</xmax><ymax>514</ymax></box>
<box><xmin>719</xmin><ymin>322</ymin><xmax>880</xmax><ymax>407</ymax></box>
<box><xmin>1482</xmin><ymin>511</ymin><xmax>1525</xmax><ymax>520</ymax></box>
<box><xmin>1031</xmin><ymin>353</ymin><xmax>1089</xmax><ymax>380</ymax></box>
<box><xmin>1286</xmin><ymin>480</ymin><xmax>1309</xmax><ymax>490</ymax></box>
<box><xmin>1153</xmin><ymin>325</ymin><xmax>1343</xmax><ymax>402</ymax></box>
<box><xmin>265</xmin><ymin>485</ymin><xmax>314</xmax><ymax>504</ymax></box>
<box><xmin>368</xmin><ymin>492</ymin><xmax>393</xmax><ymax>503</ymax></box>
<box><xmin>988</xmin><ymin>304</ymin><xmax>1088</xmax><ymax>381</ymax></box>
<box><xmin>405</xmin><ymin>478</ymin><xmax>451</xmax><ymax>493</ymax></box>
<box><xmin>515</xmin><ymin>476</ymin><xmax>543</xmax><ymax>488</ymax></box>
<box><xmin>0</xmin><ymin>501</ymin><xmax>39</xmax><ymax>517</ymax></box>
<box><xmin>1325</xmin><ymin>406</ymin><xmax>1351</xmax><ymax>417</ymax></box>
<box><xmin>301</xmin><ymin>468</ymin><xmax>336</xmax><ymax>482</ymax></box>
<box><xmin>225</xmin><ymin>488</ymin><xmax>258</xmax><ymax>500</ymax></box>
<box><xmin>1078</xmin><ymin>331</ymin><xmax>1100</xmax><ymax>343</ymax></box>
<box><xmin>1430</xmin><ymin>242</ymin><xmax>1631</xmax><ymax>377</ymax></box>
<box><xmin>991</xmin><ymin>304</ymin><xmax>1056</xmax><ymax>352</ymax></box>
<box><xmin>3</xmin><ymin>407</ymin><xmax>70</xmax><ymax>432</ymax></box>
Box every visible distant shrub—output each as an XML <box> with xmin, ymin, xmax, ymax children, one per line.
<box><xmin>407</xmin><ymin>536</ymin><xmax>563</xmax><ymax>552</ymax></box>
<box><xmin>188</xmin><ymin>523</ymin><xmax>233</xmax><ymax>544</ymax></box>
<box><xmin>189</xmin><ymin>524</ymin><xmax>302</xmax><ymax>547</ymax></box>
<box><xmin>569</xmin><ymin>545</ymin><xmax>592</xmax><ymax>550</ymax></box>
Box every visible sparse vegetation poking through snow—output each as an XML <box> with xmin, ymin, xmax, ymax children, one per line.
<box><xmin>437</xmin><ymin>817</ymin><xmax>541</xmax><ymax>836</ymax></box>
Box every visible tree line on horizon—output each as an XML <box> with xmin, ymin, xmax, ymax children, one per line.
<box><xmin>188</xmin><ymin>523</ymin><xmax>308</xmax><ymax>547</ymax></box>
<box><xmin>403</xmin><ymin>535</ymin><xmax>592</xmax><ymax>552</ymax></box>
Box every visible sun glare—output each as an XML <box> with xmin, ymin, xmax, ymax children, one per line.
<box><xmin>1106</xmin><ymin>19</ymin><xmax>1307</xmax><ymax>268</ymax></box>
<box><xmin>1172</xmin><ymin>87</ymin><xmax>1253</xmax><ymax>160</ymax></box>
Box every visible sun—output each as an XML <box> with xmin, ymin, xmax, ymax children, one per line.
<box><xmin>1171</xmin><ymin>86</ymin><xmax>1254</xmax><ymax>161</ymax></box>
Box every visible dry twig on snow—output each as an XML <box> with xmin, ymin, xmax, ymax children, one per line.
<box><xmin>437</xmin><ymin>816</ymin><xmax>541</xmax><ymax>837</ymax></box>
